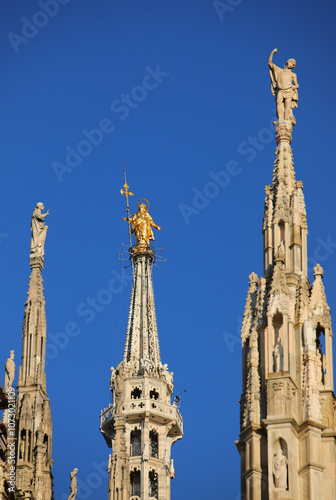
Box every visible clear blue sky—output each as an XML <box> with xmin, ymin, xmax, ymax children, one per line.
<box><xmin>1</xmin><ymin>1</ymin><xmax>336</xmax><ymax>498</ymax></box>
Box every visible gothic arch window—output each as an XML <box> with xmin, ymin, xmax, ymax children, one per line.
<box><xmin>130</xmin><ymin>470</ymin><xmax>141</xmax><ymax>497</ymax></box>
<box><xmin>150</xmin><ymin>389</ymin><xmax>159</xmax><ymax>400</ymax></box>
<box><xmin>130</xmin><ymin>429</ymin><xmax>141</xmax><ymax>457</ymax></box>
<box><xmin>278</xmin><ymin>220</ymin><xmax>285</xmax><ymax>244</ymax></box>
<box><xmin>316</xmin><ymin>324</ymin><xmax>326</xmax><ymax>385</ymax></box>
<box><xmin>273</xmin><ymin>312</ymin><xmax>283</xmax><ymax>344</ymax></box>
<box><xmin>149</xmin><ymin>470</ymin><xmax>158</xmax><ymax>499</ymax></box>
<box><xmin>131</xmin><ymin>387</ymin><xmax>142</xmax><ymax>399</ymax></box>
<box><xmin>149</xmin><ymin>430</ymin><xmax>158</xmax><ymax>458</ymax></box>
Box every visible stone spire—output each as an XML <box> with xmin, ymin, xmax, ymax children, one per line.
<box><xmin>237</xmin><ymin>52</ymin><xmax>336</xmax><ymax>500</ymax></box>
<box><xmin>15</xmin><ymin>204</ymin><xmax>53</xmax><ymax>500</ymax></box>
<box><xmin>101</xmin><ymin>197</ymin><xmax>183</xmax><ymax>500</ymax></box>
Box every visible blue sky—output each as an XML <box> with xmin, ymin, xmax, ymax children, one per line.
<box><xmin>1</xmin><ymin>1</ymin><xmax>336</xmax><ymax>498</ymax></box>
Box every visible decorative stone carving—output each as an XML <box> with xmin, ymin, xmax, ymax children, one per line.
<box><xmin>268</xmin><ymin>48</ymin><xmax>299</xmax><ymax>124</ymax></box>
<box><xmin>303</xmin><ymin>318</ymin><xmax>315</xmax><ymax>348</ymax></box>
<box><xmin>68</xmin><ymin>468</ymin><xmax>78</xmax><ymax>500</ymax></box>
<box><xmin>272</xmin><ymin>448</ymin><xmax>288</xmax><ymax>490</ymax></box>
<box><xmin>4</xmin><ymin>350</ymin><xmax>15</xmax><ymax>390</ymax></box>
<box><xmin>110</xmin><ymin>367</ymin><xmax>116</xmax><ymax>389</ymax></box>
<box><xmin>30</xmin><ymin>202</ymin><xmax>49</xmax><ymax>258</ymax></box>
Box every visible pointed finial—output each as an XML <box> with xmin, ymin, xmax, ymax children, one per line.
<box><xmin>313</xmin><ymin>263</ymin><xmax>324</xmax><ymax>279</ymax></box>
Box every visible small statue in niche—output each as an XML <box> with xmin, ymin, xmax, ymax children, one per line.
<box><xmin>272</xmin><ymin>448</ymin><xmax>288</xmax><ymax>489</ymax></box>
<box><xmin>273</xmin><ymin>337</ymin><xmax>283</xmax><ymax>373</ymax></box>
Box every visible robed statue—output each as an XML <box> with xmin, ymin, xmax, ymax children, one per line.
<box><xmin>30</xmin><ymin>203</ymin><xmax>50</xmax><ymax>258</ymax></box>
<box><xmin>268</xmin><ymin>48</ymin><xmax>299</xmax><ymax>124</ymax></box>
<box><xmin>128</xmin><ymin>199</ymin><xmax>161</xmax><ymax>251</ymax></box>
<box><xmin>4</xmin><ymin>350</ymin><xmax>15</xmax><ymax>390</ymax></box>
<box><xmin>68</xmin><ymin>468</ymin><xmax>78</xmax><ymax>500</ymax></box>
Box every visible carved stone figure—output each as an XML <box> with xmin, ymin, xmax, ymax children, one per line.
<box><xmin>268</xmin><ymin>48</ymin><xmax>299</xmax><ymax>124</ymax></box>
<box><xmin>4</xmin><ymin>350</ymin><xmax>15</xmax><ymax>390</ymax></box>
<box><xmin>272</xmin><ymin>448</ymin><xmax>288</xmax><ymax>489</ymax></box>
<box><xmin>68</xmin><ymin>468</ymin><xmax>78</xmax><ymax>500</ymax></box>
<box><xmin>19</xmin><ymin>435</ymin><xmax>25</xmax><ymax>460</ymax></box>
<box><xmin>110</xmin><ymin>367</ymin><xmax>116</xmax><ymax>389</ymax></box>
<box><xmin>304</xmin><ymin>319</ymin><xmax>316</xmax><ymax>347</ymax></box>
<box><xmin>273</xmin><ymin>338</ymin><xmax>283</xmax><ymax>373</ymax></box>
<box><xmin>128</xmin><ymin>200</ymin><xmax>161</xmax><ymax>251</ymax></box>
<box><xmin>30</xmin><ymin>203</ymin><xmax>50</xmax><ymax>258</ymax></box>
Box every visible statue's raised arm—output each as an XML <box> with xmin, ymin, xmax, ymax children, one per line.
<box><xmin>30</xmin><ymin>202</ymin><xmax>50</xmax><ymax>258</ymax></box>
<box><xmin>268</xmin><ymin>48</ymin><xmax>299</xmax><ymax>124</ymax></box>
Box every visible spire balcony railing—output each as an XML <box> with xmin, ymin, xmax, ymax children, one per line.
<box><xmin>100</xmin><ymin>399</ymin><xmax>183</xmax><ymax>433</ymax></box>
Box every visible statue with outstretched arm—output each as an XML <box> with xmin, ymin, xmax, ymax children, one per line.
<box><xmin>268</xmin><ymin>48</ymin><xmax>299</xmax><ymax>124</ymax></box>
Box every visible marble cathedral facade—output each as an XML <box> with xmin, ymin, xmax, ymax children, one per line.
<box><xmin>237</xmin><ymin>51</ymin><xmax>336</xmax><ymax>500</ymax></box>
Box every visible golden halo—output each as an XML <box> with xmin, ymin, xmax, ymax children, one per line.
<box><xmin>137</xmin><ymin>198</ymin><xmax>149</xmax><ymax>209</ymax></box>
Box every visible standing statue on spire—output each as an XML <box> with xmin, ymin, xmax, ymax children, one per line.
<box><xmin>67</xmin><ymin>468</ymin><xmax>78</xmax><ymax>500</ymax></box>
<box><xmin>127</xmin><ymin>199</ymin><xmax>161</xmax><ymax>252</ymax></box>
<box><xmin>4</xmin><ymin>350</ymin><xmax>15</xmax><ymax>390</ymax></box>
<box><xmin>268</xmin><ymin>48</ymin><xmax>299</xmax><ymax>124</ymax></box>
<box><xmin>30</xmin><ymin>202</ymin><xmax>50</xmax><ymax>258</ymax></box>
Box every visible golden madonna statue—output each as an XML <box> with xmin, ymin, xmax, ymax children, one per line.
<box><xmin>129</xmin><ymin>199</ymin><xmax>161</xmax><ymax>252</ymax></box>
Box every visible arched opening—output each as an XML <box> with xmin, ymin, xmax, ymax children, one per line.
<box><xmin>130</xmin><ymin>429</ymin><xmax>141</xmax><ymax>457</ymax></box>
<box><xmin>316</xmin><ymin>324</ymin><xmax>326</xmax><ymax>385</ymax></box>
<box><xmin>131</xmin><ymin>387</ymin><xmax>142</xmax><ymax>399</ymax></box>
<box><xmin>150</xmin><ymin>389</ymin><xmax>159</xmax><ymax>400</ymax></box>
<box><xmin>278</xmin><ymin>220</ymin><xmax>285</xmax><ymax>245</ymax></box>
<box><xmin>149</xmin><ymin>470</ymin><xmax>158</xmax><ymax>499</ymax></box>
<box><xmin>130</xmin><ymin>470</ymin><xmax>140</xmax><ymax>497</ymax></box>
<box><xmin>149</xmin><ymin>430</ymin><xmax>158</xmax><ymax>458</ymax></box>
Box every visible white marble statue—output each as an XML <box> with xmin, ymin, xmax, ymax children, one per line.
<box><xmin>68</xmin><ymin>468</ymin><xmax>78</xmax><ymax>500</ymax></box>
<box><xmin>30</xmin><ymin>202</ymin><xmax>50</xmax><ymax>258</ymax></box>
<box><xmin>273</xmin><ymin>338</ymin><xmax>283</xmax><ymax>373</ymax></box>
<box><xmin>268</xmin><ymin>48</ymin><xmax>299</xmax><ymax>124</ymax></box>
<box><xmin>272</xmin><ymin>448</ymin><xmax>288</xmax><ymax>489</ymax></box>
<box><xmin>4</xmin><ymin>350</ymin><xmax>15</xmax><ymax>390</ymax></box>
<box><xmin>110</xmin><ymin>367</ymin><xmax>116</xmax><ymax>389</ymax></box>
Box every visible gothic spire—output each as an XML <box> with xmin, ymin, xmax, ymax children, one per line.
<box><xmin>15</xmin><ymin>203</ymin><xmax>53</xmax><ymax>500</ymax></box>
<box><xmin>100</xmin><ymin>195</ymin><xmax>183</xmax><ymax>500</ymax></box>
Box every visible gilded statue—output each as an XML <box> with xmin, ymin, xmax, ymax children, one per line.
<box><xmin>127</xmin><ymin>199</ymin><xmax>161</xmax><ymax>251</ymax></box>
<box><xmin>30</xmin><ymin>202</ymin><xmax>50</xmax><ymax>258</ymax></box>
<box><xmin>268</xmin><ymin>48</ymin><xmax>299</xmax><ymax>124</ymax></box>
